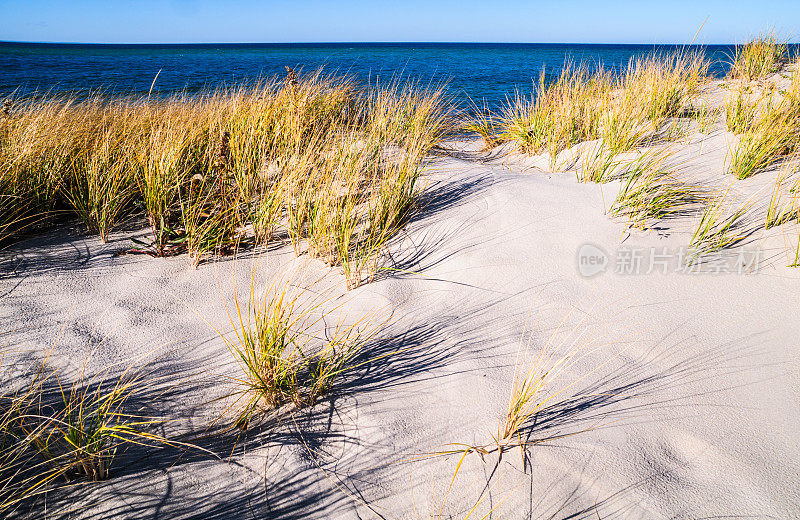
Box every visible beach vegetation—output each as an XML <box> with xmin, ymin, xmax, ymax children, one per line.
<box><xmin>0</xmin><ymin>71</ymin><xmax>451</xmax><ymax>286</ymax></box>
<box><xmin>725</xmin><ymin>88</ymin><xmax>759</xmax><ymax>134</ymax></box>
<box><xmin>610</xmin><ymin>152</ymin><xmax>708</xmax><ymax>229</ymax></box>
<box><xmin>215</xmin><ymin>271</ymin><xmax>377</xmax><ymax>429</ymax></box>
<box><xmin>576</xmin><ymin>142</ymin><xmax>621</xmax><ymax>183</ymax></box>
<box><xmin>0</xmin><ymin>353</ymin><xmax>174</xmax><ymax>513</ymax></box>
<box><xmin>694</xmin><ymin>102</ymin><xmax>719</xmax><ymax>134</ymax></box>
<box><xmin>765</xmin><ymin>162</ymin><xmax>800</xmax><ymax>228</ymax></box>
<box><xmin>462</xmin><ymin>99</ymin><xmax>502</xmax><ymax>150</ymax></box>
<box><xmin>730</xmin><ymin>32</ymin><xmax>789</xmax><ymax>81</ymax></box>
<box><xmin>501</xmin><ymin>51</ymin><xmax>708</xmax><ymax>169</ymax></box>
<box><xmin>689</xmin><ymin>191</ymin><xmax>751</xmax><ymax>260</ymax></box>
<box><xmin>728</xmin><ymin>98</ymin><xmax>800</xmax><ymax>179</ymax></box>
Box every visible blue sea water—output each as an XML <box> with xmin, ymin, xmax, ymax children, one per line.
<box><xmin>0</xmin><ymin>42</ymin><xmax>743</xmax><ymax>110</ymax></box>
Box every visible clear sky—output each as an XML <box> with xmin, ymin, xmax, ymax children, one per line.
<box><xmin>1</xmin><ymin>0</ymin><xmax>799</xmax><ymax>44</ymax></box>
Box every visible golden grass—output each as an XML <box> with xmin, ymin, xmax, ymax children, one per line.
<box><xmin>486</xmin><ymin>43</ymin><xmax>799</xmax><ymax>190</ymax></box>
<box><xmin>694</xmin><ymin>101</ymin><xmax>719</xmax><ymax>134</ymax></box>
<box><xmin>426</xmin><ymin>311</ymin><xmax>616</xmax><ymax>476</ymax></box>
<box><xmin>576</xmin><ymin>142</ymin><xmax>621</xmax><ymax>183</ymax></box>
<box><xmin>725</xmin><ymin>87</ymin><xmax>759</xmax><ymax>134</ymax></box>
<box><xmin>0</xmin><ymin>350</ymin><xmax>175</xmax><ymax>513</ymax></box>
<box><xmin>730</xmin><ymin>32</ymin><xmax>789</xmax><ymax>81</ymax></box>
<box><xmin>214</xmin><ymin>269</ymin><xmax>380</xmax><ymax>429</ymax></box>
<box><xmin>689</xmin><ymin>191</ymin><xmax>751</xmax><ymax>261</ymax></box>
<box><xmin>722</xmin><ymin>55</ymin><xmax>800</xmax><ymax>179</ymax></box>
<box><xmin>461</xmin><ymin>99</ymin><xmax>501</xmax><ymax>150</ymax></box>
<box><xmin>0</xmin><ymin>71</ymin><xmax>452</xmax><ymax>285</ymax></box>
<box><xmin>498</xmin><ymin>51</ymin><xmax>708</xmax><ymax>168</ymax></box>
<box><xmin>501</xmin><ymin>64</ymin><xmax>611</xmax><ymax>166</ymax></box>
<box><xmin>766</xmin><ymin>161</ymin><xmax>800</xmax><ymax>228</ymax></box>
<box><xmin>728</xmin><ymin>98</ymin><xmax>800</xmax><ymax>179</ymax></box>
<box><xmin>610</xmin><ymin>151</ymin><xmax>708</xmax><ymax>229</ymax></box>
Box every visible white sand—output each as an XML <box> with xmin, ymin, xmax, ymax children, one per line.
<box><xmin>3</xmin><ymin>87</ymin><xmax>800</xmax><ymax>519</ymax></box>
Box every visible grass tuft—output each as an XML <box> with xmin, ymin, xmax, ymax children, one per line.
<box><xmin>462</xmin><ymin>99</ymin><xmax>501</xmax><ymax>150</ymax></box>
<box><xmin>1</xmin><ymin>352</ymin><xmax>174</xmax><ymax>513</ymax></box>
<box><xmin>728</xmin><ymin>102</ymin><xmax>799</xmax><ymax>179</ymax></box>
<box><xmin>218</xmin><ymin>270</ymin><xmax>377</xmax><ymax>429</ymax></box>
<box><xmin>610</xmin><ymin>151</ymin><xmax>708</xmax><ymax>229</ymax></box>
<box><xmin>730</xmin><ymin>32</ymin><xmax>789</xmax><ymax>81</ymax></box>
<box><xmin>693</xmin><ymin>102</ymin><xmax>719</xmax><ymax>134</ymax></box>
<box><xmin>765</xmin><ymin>162</ymin><xmax>800</xmax><ymax>228</ymax></box>
<box><xmin>689</xmin><ymin>191</ymin><xmax>751</xmax><ymax>260</ymax></box>
<box><xmin>725</xmin><ymin>88</ymin><xmax>759</xmax><ymax>134</ymax></box>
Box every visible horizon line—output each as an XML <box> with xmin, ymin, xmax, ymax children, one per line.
<box><xmin>1</xmin><ymin>39</ymin><xmax>785</xmax><ymax>47</ymax></box>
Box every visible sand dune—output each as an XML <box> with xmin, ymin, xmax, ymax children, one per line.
<box><xmin>3</xmin><ymin>105</ymin><xmax>800</xmax><ymax>518</ymax></box>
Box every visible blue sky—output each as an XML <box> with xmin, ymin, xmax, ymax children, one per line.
<box><xmin>1</xmin><ymin>0</ymin><xmax>799</xmax><ymax>44</ymax></box>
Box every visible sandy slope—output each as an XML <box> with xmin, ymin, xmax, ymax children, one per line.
<box><xmin>2</xmin><ymin>130</ymin><xmax>800</xmax><ymax>519</ymax></box>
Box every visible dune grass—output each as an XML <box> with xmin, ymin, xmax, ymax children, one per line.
<box><xmin>723</xmin><ymin>56</ymin><xmax>800</xmax><ymax>179</ymax></box>
<box><xmin>576</xmin><ymin>142</ymin><xmax>622</xmax><ymax>183</ymax></box>
<box><xmin>0</xmin><ymin>72</ymin><xmax>452</xmax><ymax>285</ymax></box>
<box><xmin>689</xmin><ymin>191</ymin><xmax>751</xmax><ymax>261</ymax></box>
<box><xmin>0</xmin><ymin>352</ymin><xmax>174</xmax><ymax>513</ymax></box>
<box><xmin>59</xmin><ymin>104</ymin><xmax>136</xmax><ymax>243</ymax></box>
<box><xmin>180</xmin><ymin>171</ymin><xmax>242</xmax><ymax>269</ymax></box>
<box><xmin>462</xmin><ymin>99</ymin><xmax>501</xmax><ymax>150</ymax></box>
<box><xmin>493</xmin><ymin>43</ymin><xmax>799</xmax><ymax>191</ymax></box>
<box><xmin>610</xmin><ymin>152</ymin><xmax>707</xmax><ymax>230</ymax></box>
<box><xmin>623</xmin><ymin>51</ymin><xmax>708</xmax><ymax>126</ymax></box>
<box><xmin>0</xmin><ymin>98</ymin><xmax>70</xmax><ymax>244</ymax></box>
<box><xmin>766</xmin><ymin>162</ymin><xmax>800</xmax><ymax>229</ymax></box>
<box><xmin>728</xmin><ymin>102</ymin><xmax>800</xmax><ymax>179</ymax></box>
<box><xmin>499</xmin><ymin>51</ymin><xmax>708</xmax><ymax>169</ymax></box>
<box><xmin>501</xmin><ymin>64</ymin><xmax>611</xmax><ymax>168</ymax></box>
<box><xmin>693</xmin><ymin>101</ymin><xmax>719</xmax><ymax>134</ymax></box>
<box><xmin>216</xmin><ymin>271</ymin><xmax>378</xmax><ymax>429</ymax></box>
<box><xmin>730</xmin><ymin>32</ymin><xmax>789</xmax><ymax>81</ymax></box>
<box><xmin>725</xmin><ymin>88</ymin><xmax>759</xmax><ymax>134</ymax></box>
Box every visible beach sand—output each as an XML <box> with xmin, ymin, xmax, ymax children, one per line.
<box><xmin>2</xmin><ymin>79</ymin><xmax>800</xmax><ymax>519</ymax></box>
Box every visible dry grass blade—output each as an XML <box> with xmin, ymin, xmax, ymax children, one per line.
<box><xmin>765</xmin><ymin>161</ymin><xmax>800</xmax><ymax>229</ymax></box>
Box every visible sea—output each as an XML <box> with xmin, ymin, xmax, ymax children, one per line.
<box><xmin>0</xmin><ymin>42</ymin><xmax>746</xmax><ymax>111</ymax></box>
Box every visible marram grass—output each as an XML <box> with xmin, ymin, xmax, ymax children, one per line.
<box><xmin>0</xmin><ymin>352</ymin><xmax>179</xmax><ymax>513</ymax></box>
<box><xmin>213</xmin><ymin>270</ymin><xmax>381</xmax><ymax>429</ymax></box>
<box><xmin>689</xmin><ymin>191</ymin><xmax>751</xmax><ymax>261</ymax></box>
<box><xmin>0</xmin><ymin>70</ymin><xmax>453</xmax><ymax>286</ymax></box>
<box><xmin>725</xmin><ymin>88</ymin><xmax>759</xmax><ymax>134</ymax></box>
<box><xmin>728</xmin><ymin>100</ymin><xmax>800</xmax><ymax>179</ymax></box>
<box><xmin>694</xmin><ymin>102</ymin><xmax>719</xmax><ymax>134</ymax></box>
<box><xmin>610</xmin><ymin>151</ymin><xmax>708</xmax><ymax>230</ymax></box>
<box><xmin>498</xmin><ymin>50</ymin><xmax>709</xmax><ymax>166</ymax></box>
<box><xmin>462</xmin><ymin>99</ymin><xmax>502</xmax><ymax>150</ymax></box>
<box><xmin>730</xmin><ymin>32</ymin><xmax>789</xmax><ymax>81</ymax></box>
<box><xmin>765</xmin><ymin>162</ymin><xmax>800</xmax><ymax>229</ymax></box>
